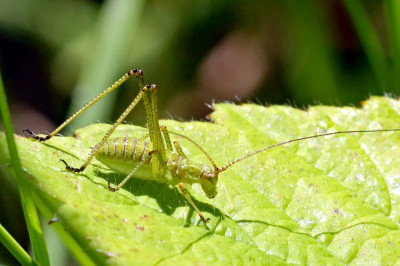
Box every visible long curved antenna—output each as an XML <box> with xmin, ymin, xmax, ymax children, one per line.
<box><xmin>217</xmin><ymin>128</ymin><xmax>400</xmax><ymax>173</ymax></box>
<box><xmin>167</xmin><ymin>130</ymin><xmax>219</xmax><ymax>171</ymax></box>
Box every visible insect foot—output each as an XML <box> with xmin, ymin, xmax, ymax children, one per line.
<box><xmin>107</xmin><ymin>179</ymin><xmax>119</xmax><ymax>192</ymax></box>
<box><xmin>23</xmin><ymin>128</ymin><xmax>50</xmax><ymax>141</ymax></box>
<box><xmin>60</xmin><ymin>159</ymin><xmax>85</xmax><ymax>173</ymax></box>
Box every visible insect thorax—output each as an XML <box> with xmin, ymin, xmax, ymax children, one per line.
<box><xmin>166</xmin><ymin>153</ymin><xmax>218</xmax><ymax>198</ymax></box>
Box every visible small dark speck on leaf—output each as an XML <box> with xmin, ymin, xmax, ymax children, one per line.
<box><xmin>136</xmin><ymin>226</ymin><xmax>145</xmax><ymax>231</ymax></box>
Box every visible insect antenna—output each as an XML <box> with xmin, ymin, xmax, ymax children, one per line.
<box><xmin>216</xmin><ymin>128</ymin><xmax>400</xmax><ymax>173</ymax></box>
<box><xmin>167</xmin><ymin>130</ymin><xmax>219</xmax><ymax>171</ymax></box>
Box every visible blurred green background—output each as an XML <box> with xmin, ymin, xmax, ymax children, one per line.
<box><xmin>0</xmin><ymin>0</ymin><xmax>399</xmax><ymax>264</ymax></box>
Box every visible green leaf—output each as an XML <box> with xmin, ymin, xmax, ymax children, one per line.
<box><xmin>2</xmin><ymin>96</ymin><xmax>400</xmax><ymax>264</ymax></box>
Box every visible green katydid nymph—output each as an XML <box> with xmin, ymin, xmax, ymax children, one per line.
<box><xmin>23</xmin><ymin>69</ymin><xmax>400</xmax><ymax>223</ymax></box>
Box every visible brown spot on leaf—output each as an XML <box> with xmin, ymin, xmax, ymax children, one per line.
<box><xmin>136</xmin><ymin>226</ymin><xmax>145</xmax><ymax>231</ymax></box>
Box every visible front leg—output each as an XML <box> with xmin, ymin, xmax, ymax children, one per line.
<box><xmin>178</xmin><ymin>183</ymin><xmax>210</xmax><ymax>223</ymax></box>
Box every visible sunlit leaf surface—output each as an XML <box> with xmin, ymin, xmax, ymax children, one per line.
<box><xmin>1</xmin><ymin>96</ymin><xmax>400</xmax><ymax>265</ymax></box>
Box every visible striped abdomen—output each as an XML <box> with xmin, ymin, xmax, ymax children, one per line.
<box><xmin>95</xmin><ymin>137</ymin><xmax>153</xmax><ymax>177</ymax></box>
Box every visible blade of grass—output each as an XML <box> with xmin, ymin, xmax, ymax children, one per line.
<box><xmin>69</xmin><ymin>0</ymin><xmax>145</xmax><ymax>128</ymax></box>
<box><xmin>0</xmin><ymin>223</ymin><xmax>34</xmax><ymax>266</ymax></box>
<box><xmin>0</xmin><ymin>71</ymin><xmax>50</xmax><ymax>265</ymax></box>
<box><xmin>343</xmin><ymin>0</ymin><xmax>388</xmax><ymax>91</ymax></box>
<box><xmin>33</xmin><ymin>193</ymin><xmax>96</xmax><ymax>266</ymax></box>
<box><xmin>283</xmin><ymin>0</ymin><xmax>340</xmax><ymax>104</ymax></box>
<box><xmin>385</xmin><ymin>0</ymin><xmax>400</xmax><ymax>92</ymax></box>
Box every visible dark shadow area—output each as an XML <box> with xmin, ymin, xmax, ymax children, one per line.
<box><xmin>96</xmin><ymin>170</ymin><xmax>225</xmax><ymax>226</ymax></box>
